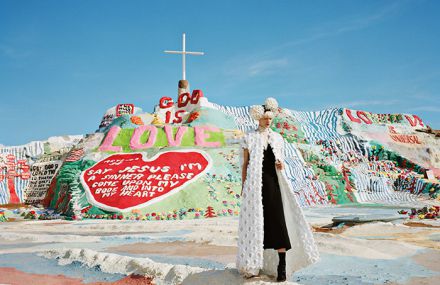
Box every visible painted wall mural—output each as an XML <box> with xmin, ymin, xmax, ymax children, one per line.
<box><xmin>0</xmin><ymin>136</ymin><xmax>82</xmax><ymax>205</ymax></box>
<box><xmin>24</xmin><ymin>160</ymin><xmax>62</xmax><ymax>204</ymax></box>
<box><xmin>0</xmin><ymin>142</ymin><xmax>44</xmax><ymax>204</ymax></box>
<box><xmin>342</xmin><ymin>108</ymin><xmax>440</xmax><ymax>175</ymax></box>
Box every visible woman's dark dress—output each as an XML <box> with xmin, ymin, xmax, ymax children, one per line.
<box><xmin>262</xmin><ymin>145</ymin><xmax>291</xmax><ymax>250</ymax></box>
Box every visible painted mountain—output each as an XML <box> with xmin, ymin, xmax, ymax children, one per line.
<box><xmin>1</xmin><ymin>86</ymin><xmax>439</xmax><ymax>220</ymax></box>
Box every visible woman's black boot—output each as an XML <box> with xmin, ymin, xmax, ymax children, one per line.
<box><xmin>277</xmin><ymin>252</ymin><xmax>286</xmax><ymax>282</ymax></box>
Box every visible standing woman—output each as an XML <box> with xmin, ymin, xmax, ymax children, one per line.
<box><xmin>236</xmin><ymin>98</ymin><xmax>319</xmax><ymax>282</ymax></box>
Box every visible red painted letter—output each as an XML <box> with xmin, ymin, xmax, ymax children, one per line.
<box><xmin>159</xmin><ymin>97</ymin><xmax>174</xmax><ymax>109</ymax></box>
<box><xmin>356</xmin><ymin>111</ymin><xmax>372</xmax><ymax>124</ymax></box>
<box><xmin>190</xmin><ymin>90</ymin><xmax>203</xmax><ymax>104</ymax></box>
<box><xmin>177</xmin><ymin>93</ymin><xmax>191</xmax><ymax>108</ymax></box>
<box><xmin>345</xmin><ymin>109</ymin><xmax>361</xmax><ymax>123</ymax></box>
<box><xmin>173</xmin><ymin>110</ymin><xmax>185</xmax><ymax>123</ymax></box>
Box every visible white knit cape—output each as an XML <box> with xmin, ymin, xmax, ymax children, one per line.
<box><xmin>236</xmin><ymin>129</ymin><xmax>320</xmax><ymax>278</ymax></box>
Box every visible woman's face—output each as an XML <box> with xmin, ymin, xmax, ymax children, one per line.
<box><xmin>259</xmin><ymin>116</ymin><xmax>272</xmax><ymax>128</ymax></box>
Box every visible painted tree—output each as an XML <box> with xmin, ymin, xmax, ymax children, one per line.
<box><xmin>341</xmin><ymin>165</ymin><xmax>355</xmax><ymax>202</ymax></box>
<box><xmin>204</xmin><ymin>206</ymin><xmax>216</xmax><ymax>218</ymax></box>
<box><xmin>0</xmin><ymin>154</ymin><xmax>30</xmax><ymax>204</ymax></box>
<box><xmin>310</xmin><ymin>181</ymin><xmax>327</xmax><ymax>204</ymax></box>
<box><xmin>0</xmin><ymin>210</ymin><xmax>7</xmax><ymax>222</ymax></box>
<box><xmin>325</xmin><ymin>182</ymin><xmax>337</xmax><ymax>204</ymax></box>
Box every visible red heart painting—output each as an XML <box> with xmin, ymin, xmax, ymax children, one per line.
<box><xmin>80</xmin><ymin>150</ymin><xmax>211</xmax><ymax>211</ymax></box>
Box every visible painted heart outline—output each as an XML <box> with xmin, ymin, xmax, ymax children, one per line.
<box><xmin>80</xmin><ymin>150</ymin><xmax>212</xmax><ymax>212</ymax></box>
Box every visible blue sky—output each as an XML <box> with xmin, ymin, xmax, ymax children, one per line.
<box><xmin>0</xmin><ymin>0</ymin><xmax>439</xmax><ymax>146</ymax></box>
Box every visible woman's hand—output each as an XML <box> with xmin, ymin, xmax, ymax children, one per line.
<box><xmin>241</xmin><ymin>148</ymin><xmax>250</xmax><ymax>195</ymax></box>
<box><xmin>275</xmin><ymin>160</ymin><xmax>284</xmax><ymax>170</ymax></box>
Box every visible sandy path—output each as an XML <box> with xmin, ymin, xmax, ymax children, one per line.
<box><xmin>107</xmin><ymin>240</ymin><xmax>237</xmax><ymax>264</ymax></box>
<box><xmin>0</xmin><ymin>267</ymin><xmax>154</xmax><ymax>285</ymax></box>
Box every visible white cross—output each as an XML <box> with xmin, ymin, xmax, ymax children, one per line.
<box><xmin>164</xmin><ymin>33</ymin><xmax>204</xmax><ymax>80</ymax></box>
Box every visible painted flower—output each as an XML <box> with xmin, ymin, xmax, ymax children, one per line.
<box><xmin>130</xmin><ymin>116</ymin><xmax>144</xmax><ymax>125</ymax></box>
<box><xmin>186</xmin><ymin>111</ymin><xmax>200</xmax><ymax>123</ymax></box>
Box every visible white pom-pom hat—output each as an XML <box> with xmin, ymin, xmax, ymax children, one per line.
<box><xmin>250</xmin><ymin>105</ymin><xmax>264</xmax><ymax>121</ymax></box>
<box><xmin>264</xmin><ymin>97</ymin><xmax>278</xmax><ymax>111</ymax></box>
<box><xmin>249</xmin><ymin>97</ymin><xmax>279</xmax><ymax>120</ymax></box>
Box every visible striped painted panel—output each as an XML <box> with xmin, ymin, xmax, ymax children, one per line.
<box><xmin>208</xmin><ymin>103</ymin><xmax>257</xmax><ymax>132</ymax></box>
<box><xmin>289</xmin><ymin>109</ymin><xmax>342</xmax><ymax>141</ymax></box>
<box><xmin>350</xmin><ymin>167</ymin><xmax>417</xmax><ymax>203</ymax></box>
<box><xmin>65</xmin><ymin>148</ymin><xmax>85</xmax><ymax>162</ymax></box>
<box><xmin>288</xmin><ymin>108</ymin><xmax>365</xmax><ymax>154</ymax></box>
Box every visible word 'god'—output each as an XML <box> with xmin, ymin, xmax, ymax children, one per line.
<box><xmin>159</xmin><ymin>90</ymin><xmax>203</xmax><ymax>124</ymax></box>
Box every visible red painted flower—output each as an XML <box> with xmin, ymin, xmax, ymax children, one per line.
<box><xmin>186</xmin><ymin>111</ymin><xmax>200</xmax><ymax>123</ymax></box>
